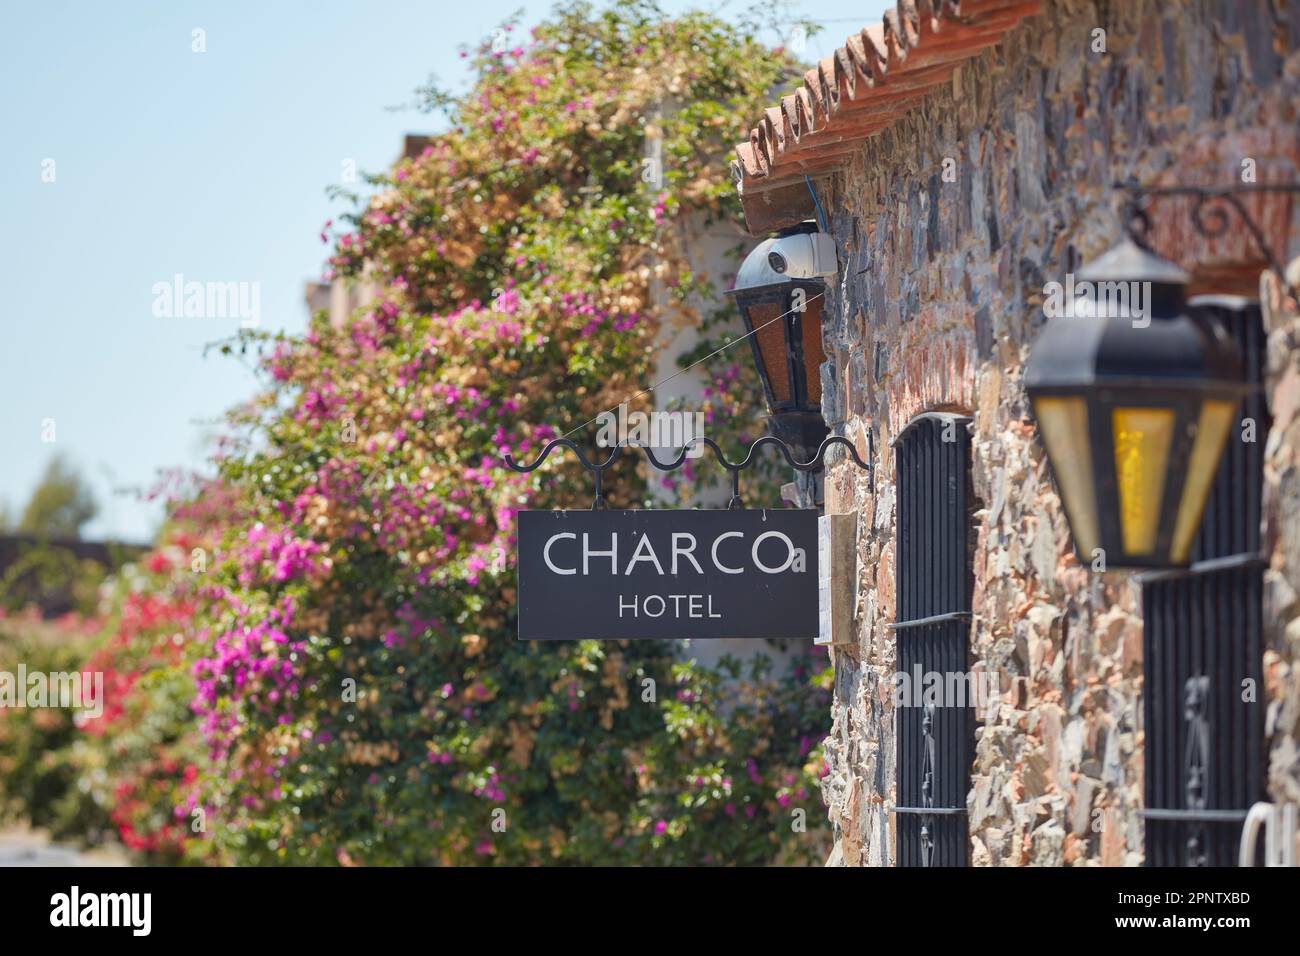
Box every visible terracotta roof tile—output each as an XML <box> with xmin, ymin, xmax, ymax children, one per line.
<box><xmin>733</xmin><ymin>0</ymin><xmax>1042</xmax><ymax>233</ymax></box>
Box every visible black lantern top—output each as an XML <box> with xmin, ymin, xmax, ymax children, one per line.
<box><xmin>1028</xmin><ymin>238</ymin><xmax>1241</xmax><ymax>394</ymax></box>
<box><xmin>1025</xmin><ymin>235</ymin><xmax>1248</xmax><ymax>569</ymax></box>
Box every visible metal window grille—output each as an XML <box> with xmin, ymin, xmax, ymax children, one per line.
<box><xmin>893</xmin><ymin>414</ymin><xmax>974</xmax><ymax>867</ymax></box>
<box><xmin>1140</xmin><ymin>299</ymin><xmax>1268</xmax><ymax>867</ymax></box>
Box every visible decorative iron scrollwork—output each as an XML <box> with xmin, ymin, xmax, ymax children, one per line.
<box><xmin>1183</xmin><ymin>675</ymin><xmax>1211</xmax><ymax>867</ymax></box>
<box><xmin>1119</xmin><ymin>182</ymin><xmax>1300</xmax><ymax>301</ymax></box>
<box><xmin>920</xmin><ymin>703</ymin><xmax>937</xmax><ymax>868</ymax></box>
<box><xmin>503</xmin><ymin>433</ymin><xmax>872</xmax><ymax>510</ymax></box>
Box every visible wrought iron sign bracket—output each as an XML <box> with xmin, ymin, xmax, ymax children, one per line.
<box><xmin>503</xmin><ymin>434</ymin><xmax>872</xmax><ymax>511</ymax></box>
<box><xmin>1118</xmin><ymin>181</ymin><xmax>1300</xmax><ymax>300</ymax></box>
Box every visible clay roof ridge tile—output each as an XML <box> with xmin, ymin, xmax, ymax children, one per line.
<box><xmin>841</xmin><ymin>34</ymin><xmax>879</xmax><ymax>98</ymax></box>
<box><xmin>818</xmin><ymin>56</ymin><xmax>841</xmax><ymax>113</ymax></box>
<box><xmin>731</xmin><ymin>143</ymin><xmax>756</xmax><ymax>182</ymax></box>
<box><xmin>781</xmin><ymin>94</ymin><xmax>800</xmax><ymax>143</ymax></box>
<box><xmin>763</xmin><ymin>105</ymin><xmax>786</xmax><ymax>151</ymax></box>
<box><xmin>834</xmin><ymin>45</ymin><xmax>858</xmax><ymax>102</ymax></box>
<box><xmin>882</xmin><ymin>9</ymin><xmax>908</xmax><ymax>69</ymax></box>
<box><xmin>747</xmin><ymin>126</ymin><xmax>770</xmax><ymax>177</ymax></box>
<box><xmin>731</xmin><ymin>0</ymin><xmax>1042</xmax><ymax>211</ymax></box>
<box><xmin>792</xmin><ymin>86</ymin><xmax>817</xmax><ymax>141</ymax></box>
<box><xmin>898</xmin><ymin>0</ymin><xmax>923</xmax><ymax>42</ymax></box>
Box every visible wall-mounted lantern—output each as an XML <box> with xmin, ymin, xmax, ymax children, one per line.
<box><xmin>726</xmin><ymin>221</ymin><xmax>836</xmax><ymax>459</ymax></box>
<box><xmin>1025</xmin><ymin>235</ymin><xmax>1248</xmax><ymax>569</ymax></box>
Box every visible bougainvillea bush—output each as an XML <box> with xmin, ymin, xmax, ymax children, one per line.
<box><xmin>7</xmin><ymin>2</ymin><xmax>834</xmax><ymax>865</ymax></box>
<box><xmin>176</xmin><ymin>1</ymin><xmax>836</xmax><ymax>866</ymax></box>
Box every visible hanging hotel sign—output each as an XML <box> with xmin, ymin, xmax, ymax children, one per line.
<box><xmin>517</xmin><ymin>509</ymin><xmax>818</xmax><ymax>640</ymax></box>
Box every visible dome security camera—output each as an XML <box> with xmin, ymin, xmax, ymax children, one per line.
<box><xmin>765</xmin><ymin>231</ymin><xmax>836</xmax><ymax>280</ymax></box>
<box><xmin>732</xmin><ymin>228</ymin><xmax>838</xmax><ymax>292</ymax></box>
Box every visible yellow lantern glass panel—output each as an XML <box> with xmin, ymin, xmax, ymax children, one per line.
<box><xmin>1033</xmin><ymin>396</ymin><xmax>1101</xmax><ymax>557</ymax></box>
<box><xmin>1169</xmin><ymin>399</ymin><xmax>1238</xmax><ymax>563</ymax></box>
<box><xmin>1112</xmin><ymin>407</ymin><xmax>1175</xmax><ymax>556</ymax></box>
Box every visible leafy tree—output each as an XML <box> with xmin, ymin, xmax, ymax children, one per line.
<box><xmin>19</xmin><ymin>455</ymin><xmax>98</xmax><ymax>540</ymax></box>
<box><xmin>0</xmin><ymin>457</ymin><xmax>106</xmax><ymax>614</ymax></box>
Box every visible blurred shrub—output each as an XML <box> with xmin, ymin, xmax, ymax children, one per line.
<box><xmin>0</xmin><ymin>611</ymin><xmax>107</xmax><ymax>840</ymax></box>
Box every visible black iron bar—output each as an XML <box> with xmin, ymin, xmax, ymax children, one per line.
<box><xmin>894</xmin><ymin>416</ymin><xmax>973</xmax><ymax>867</ymax></box>
<box><xmin>1141</xmin><ymin>300</ymin><xmax>1268</xmax><ymax>867</ymax></box>
<box><xmin>503</xmin><ymin>433</ymin><xmax>871</xmax><ymax>510</ymax></box>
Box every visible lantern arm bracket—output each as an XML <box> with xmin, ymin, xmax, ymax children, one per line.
<box><xmin>1118</xmin><ymin>182</ymin><xmax>1300</xmax><ymax>300</ymax></box>
<box><xmin>502</xmin><ymin>433</ymin><xmax>871</xmax><ymax>511</ymax></box>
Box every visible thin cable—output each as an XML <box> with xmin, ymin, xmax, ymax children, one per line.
<box><xmin>557</xmin><ymin>291</ymin><xmax>825</xmax><ymax>441</ymax></box>
<box><xmin>806</xmin><ymin>175</ymin><xmax>828</xmax><ymax>231</ymax></box>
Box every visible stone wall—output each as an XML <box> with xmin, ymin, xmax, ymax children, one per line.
<box><xmin>1263</xmin><ymin>269</ymin><xmax>1300</xmax><ymax>811</ymax></box>
<box><xmin>815</xmin><ymin>0</ymin><xmax>1300</xmax><ymax>866</ymax></box>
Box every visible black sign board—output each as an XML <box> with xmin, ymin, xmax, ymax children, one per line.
<box><xmin>517</xmin><ymin>509</ymin><xmax>818</xmax><ymax>640</ymax></box>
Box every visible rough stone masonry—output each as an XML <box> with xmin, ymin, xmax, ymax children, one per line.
<box><xmin>805</xmin><ymin>0</ymin><xmax>1300</xmax><ymax>865</ymax></box>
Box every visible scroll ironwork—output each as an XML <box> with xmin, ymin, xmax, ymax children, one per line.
<box><xmin>503</xmin><ymin>434</ymin><xmax>872</xmax><ymax>511</ymax></box>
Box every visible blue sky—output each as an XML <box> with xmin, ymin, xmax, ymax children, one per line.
<box><xmin>0</xmin><ymin>0</ymin><xmax>885</xmax><ymax>542</ymax></box>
